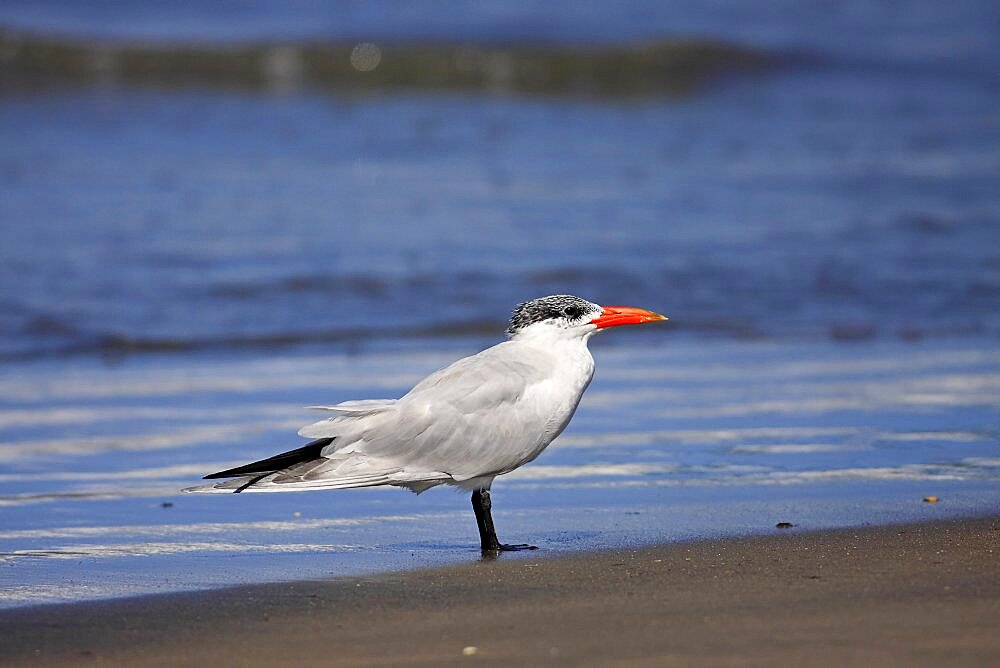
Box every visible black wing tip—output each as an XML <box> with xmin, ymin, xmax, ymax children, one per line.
<box><xmin>201</xmin><ymin>437</ymin><xmax>335</xmax><ymax>480</ymax></box>
<box><xmin>203</xmin><ymin>464</ymin><xmax>259</xmax><ymax>479</ymax></box>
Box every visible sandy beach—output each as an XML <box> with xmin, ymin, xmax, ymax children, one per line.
<box><xmin>2</xmin><ymin>515</ymin><xmax>997</xmax><ymax>666</ymax></box>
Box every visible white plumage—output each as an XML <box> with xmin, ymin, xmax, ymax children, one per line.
<box><xmin>187</xmin><ymin>295</ymin><xmax>666</xmax><ymax>551</ymax></box>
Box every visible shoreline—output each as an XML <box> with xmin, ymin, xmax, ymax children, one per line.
<box><xmin>2</xmin><ymin>515</ymin><xmax>997</xmax><ymax>665</ymax></box>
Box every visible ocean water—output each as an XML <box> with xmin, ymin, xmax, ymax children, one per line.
<box><xmin>1</xmin><ymin>339</ymin><xmax>998</xmax><ymax>606</ymax></box>
<box><xmin>0</xmin><ymin>0</ymin><xmax>996</xmax><ymax>71</ymax></box>
<box><xmin>0</xmin><ymin>1</ymin><xmax>998</xmax><ymax>607</ymax></box>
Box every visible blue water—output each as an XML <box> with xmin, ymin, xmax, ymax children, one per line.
<box><xmin>1</xmin><ymin>1</ymin><xmax>996</xmax><ymax>71</ymax></box>
<box><xmin>2</xmin><ymin>75</ymin><xmax>996</xmax><ymax>359</ymax></box>
<box><xmin>0</xmin><ymin>1</ymin><xmax>998</xmax><ymax>607</ymax></box>
<box><xmin>0</xmin><ymin>339</ymin><xmax>997</xmax><ymax>606</ymax></box>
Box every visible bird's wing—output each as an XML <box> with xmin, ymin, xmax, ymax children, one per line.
<box><xmin>354</xmin><ymin>342</ymin><xmax>563</xmax><ymax>479</ymax></box>
<box><xmin>307</xmin><ymin>399</ymin><xmax>397</xmax><ymax>414</ymax></box>
<box><xmin>407</xmin><ymin>343</ymin><xmax>541</xmax><ymax>410</ymax></box>
<box><xmin>200</xmin><ymin>437</ymin><xmax>334</xmax><ymax>480</ymax></box>
<box><xmin>297</xmin><ymin>342</ymin><xmax>547</xmax><ymax>438</ymax></box>
<box><xmin>188</xmin><ymin>341</ymin><xmax>567</xmax><ymax>494</ymax></box>
<box><xmin>185</xmin><ymin>452</ymin><xmax>451</xmax><ymax>494</ymax></box>
<box><xmin>297</xmin><ymin>399</ymin><xmax>397</xmax><ymax>438</ymax></box>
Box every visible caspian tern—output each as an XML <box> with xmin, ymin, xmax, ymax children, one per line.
<box><xmin>187</xmin><ymin>295</ymin><xmax>667</xmax><ymax>552</ymax></box>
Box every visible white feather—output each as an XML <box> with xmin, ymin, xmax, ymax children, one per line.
<box><xmin>307</xmin><ymin>399</ymin><xmax>397</xmax><ymax>413</ymax></box>
<box><xmin>189</xmin><ymin>316</ymin><xmax>599</xmax><ymax>495</ymax></box>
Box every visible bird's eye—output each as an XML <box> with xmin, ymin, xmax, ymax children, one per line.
<box><xmin>562</xmin><ymin>306</ymin><xmax>582</xmax><ymax>319</ymax></box>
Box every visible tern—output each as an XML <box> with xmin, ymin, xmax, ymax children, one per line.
<box><xmin>187</xmin><ymin>295</ymin><xmax>667</xmax><ymax>552</ymax></box>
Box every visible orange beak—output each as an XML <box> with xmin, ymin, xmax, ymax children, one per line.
<box><xmin>590</xmin><ymin>305</ymin><xmax>668</xmax><ymax>329</ymax></box>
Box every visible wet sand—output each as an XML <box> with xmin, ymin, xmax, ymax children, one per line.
<box><xmin>2</xmin><ymin>516</ymin><xmax>998</xmax><ymax>666</ymax></box>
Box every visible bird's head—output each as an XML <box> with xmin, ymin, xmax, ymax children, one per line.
<box><xmin>506</xmin><ymin>295</ymin><xmax>667</xmax><ymax>339</ymax></box>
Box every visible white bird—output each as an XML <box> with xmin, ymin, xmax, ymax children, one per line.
<box><xmin>186</xmin><ymin>295</ymin><xmax>667</xmax><ymax>552</ymax></box>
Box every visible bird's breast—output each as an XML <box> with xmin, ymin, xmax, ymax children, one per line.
<box><xmin>495</xmin><ymin>340</ymin><xmax>595</xmax><ymax>473</ymax></box>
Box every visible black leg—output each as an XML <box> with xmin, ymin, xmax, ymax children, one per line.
<box><xmin>471</xmin><ymin>488</ymin><xmax>537</xmax><ymax>553</ymax></box>
<box><xmin>471</xmin><ymin>488</ymin><xmax>500</xmax><ymax>551</ymax></box>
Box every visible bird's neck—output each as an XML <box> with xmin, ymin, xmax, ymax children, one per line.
<box><xmin>508</xmin><ymin>322</ymin><xmax>597</xmax><ymax>346</ymax></box>
<box><xmin>509</xmin><ymin>325</ymin><xmax>596</xmax><ymax>383</ymax></box>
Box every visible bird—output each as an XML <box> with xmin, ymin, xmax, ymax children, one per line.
<box><xmin>186</xmin><ymin>295</ymin><xmax>667</xmax><ymax>552</ymax></box>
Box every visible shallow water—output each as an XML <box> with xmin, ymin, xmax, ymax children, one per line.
<box><xmin>0</xmin><ymin>1</ymin><xmax>998</xmax><ymax>607</ymax></box>
<box><xmin>0</xmin><ymin>338</ymin><xmax>998</xmax><ymax>607</ymax></box>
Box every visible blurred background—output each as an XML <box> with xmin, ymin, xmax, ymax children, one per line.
<box><xmin>0</xmin><ymin>1</ymin><xmax>997</xmax><ymax>605</ymax></box>
<box><xmin>0</xmin><ymin>0</ymin><xmax>997</xmax><ymax>357</ymax></box>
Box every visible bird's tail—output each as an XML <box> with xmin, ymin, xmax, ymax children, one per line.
<box><xmin>184</xmin><ymin>449</ymin><xmax>451</xmax><ymax>494</ymax></box>
<box><xmin>183</xmin><ymin>470</ymin><xmax>397</xmax><ymax>494</ymax></box>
